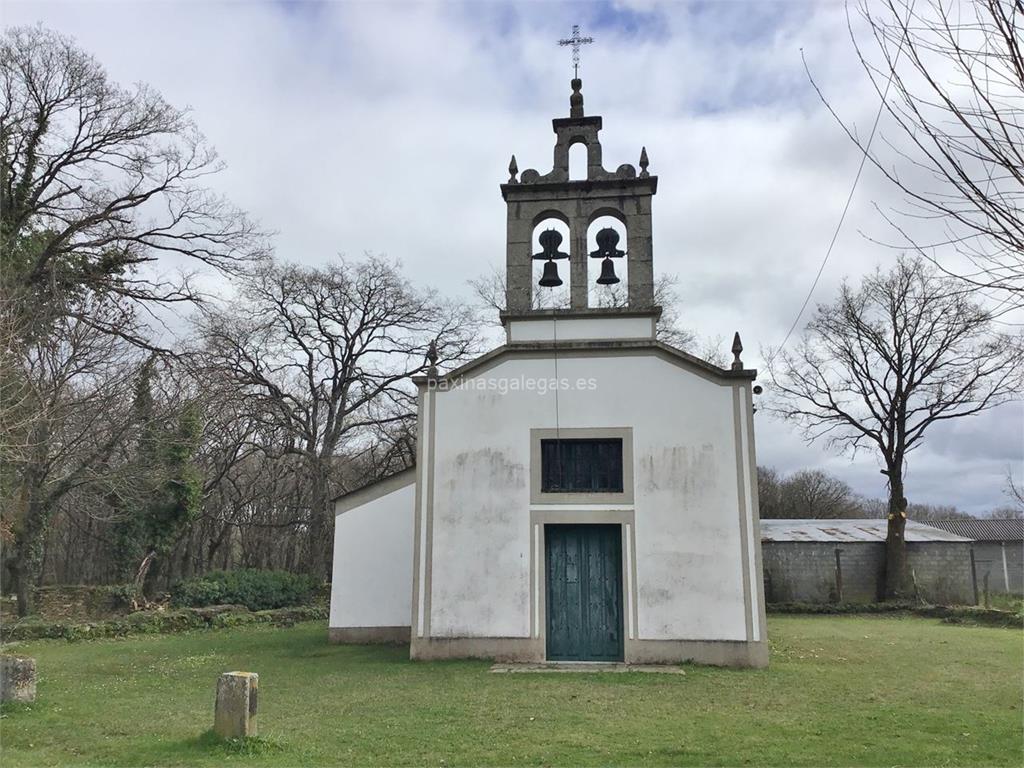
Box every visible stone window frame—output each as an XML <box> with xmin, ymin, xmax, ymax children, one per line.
<box><xmin>530</xmin><ymin>427</ymin><xmax>634</xmax><ymax>505</ymax></box>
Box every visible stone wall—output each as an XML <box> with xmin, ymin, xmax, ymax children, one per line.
<box><xmin>762</xmin><ymin>541</ymin><xmax>977</xmax><ymax>605</ymax></box>
<box><xmin>31</xmin><ymin>585</ymin><xmax>123</xmax><ymax>620</ymax></box>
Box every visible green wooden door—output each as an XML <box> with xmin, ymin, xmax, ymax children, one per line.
<box><xmin>545</xmin><ymin>524</ymin><xmax>624</xmax><ymax>661</ymax></box>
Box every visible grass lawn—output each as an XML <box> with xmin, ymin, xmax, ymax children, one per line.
<box><xmin>1</xmin><ymin>615</ymin><xmax>1021</xmax><ymax>767</ymax></box>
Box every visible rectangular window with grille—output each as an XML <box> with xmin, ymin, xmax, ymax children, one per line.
<box><xmin>540</xmin><ymin>438</ymin><xmax>624</xmax><ymax>493</ymax></box>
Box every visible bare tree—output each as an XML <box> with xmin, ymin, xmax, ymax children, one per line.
<box><xmin>197</xmin><ymin>256</ymin><xmax>478</xmax><ymax>577</ymax></box>
<box><xmin>987</xmin><ymin>506</ymin><xmax>1023</xmax><ymax>518</ymax></box>
<box><xmin>822</xmin><ymin>1</ymin><xmax>1023</xmax><ymax>303</ymax></box>
<box><xmin>905</xmin><ymin>502</ymin><xmax>973</xmax><ymax>521</ymax></box>
<box><xmin>0</xmin><ymin>25</ymin><xmax>265</xmax><ymax>341</ymax></box>
<box><xmin>779</xmin><ymin>469</ymin><xmax>863</xmax><ymax>519</ymax></box>
<box><xmin>1003</xmin><ymin>468</ymin><xmax>1024</xmax><ymax>514</ymax></box>
<box><xmin>1</xmin><ymin>296</ymin><xmax>144</xmax><ymax>615</ymax></box>
<box><xmin>756</xmin><ymin>466</ymin><xmax>783</xmax><ymax>519</ymax></box>
<box><xmin>757</xmin><ymin>466</ymin><xmax>867</xmax><ymax>519</ymax></box>
<box><xmin>768</xmin><ymin>257</ymin><xmax>1023</xmax><ymax>597</ymax></box>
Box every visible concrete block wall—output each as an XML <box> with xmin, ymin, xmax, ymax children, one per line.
<box><xmin>905</xmin><ymin>542</ymin><xmax>975</xmax><ymax>605</ymax></box>
<box><xmin>762</xmin><ymin>541</ymin><xmax>977</xmax><ymax>605</ymax></box>
<box><xmin>970</xmin><ymin>542</ymin><xmax>1024</xmax><ymax>595</ymax></box>
<box><xmin>762</xmin><ymin>543</ymin><xmax>882</xmax><ymax>603</ymax></box>
<box><xmin>1005</xmin><ymin>542</ymin><xmax>1023</xmax><ymax>595</ymax></box>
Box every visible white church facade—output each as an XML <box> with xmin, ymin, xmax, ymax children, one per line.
<box><xmin>329</xmin><ymin>79</ymin><xmax>768</xmax><ymax>667</ymax></box>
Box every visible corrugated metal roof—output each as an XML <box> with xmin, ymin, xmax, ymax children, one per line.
<box><xmin>926</xmin><ymin>518</ymin><xmax>1023</xmax><ymax>542</ymax></box>
<box><xmin>760</xmin><ymin>519</ymin><xmax>973</xmax><ymax>543</ymax></box>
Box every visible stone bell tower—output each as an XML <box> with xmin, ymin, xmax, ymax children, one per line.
<box><xmin>501</xmin><ymin>78</ymin><xmax>658</xmax><ymax>316</ymax></box>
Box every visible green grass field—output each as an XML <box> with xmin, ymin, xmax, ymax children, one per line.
<box><xmin>1</xmin><ymin>615</ymin><xmax>1021</xmax><ymax>766</ymax></box>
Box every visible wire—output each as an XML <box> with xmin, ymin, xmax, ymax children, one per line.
<box><xmin>768</xmin><ymin>3</ymin><xmax>914</xmax><ymax>367</ymax></box>
<box><xmin>552</xmin><ymin>311</ymin><xmax>561</xmax><ymax>436</ymax></box>
<box><xmin>552</xmin><ymin>311</ymin><xmax>563</xmax><ymax>485</ymax></box>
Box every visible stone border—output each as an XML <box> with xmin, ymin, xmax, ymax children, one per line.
<box><xmin>328</xmin><ymin>626</ymin><xmax>410</xmax><ymax>645</ymax></box>
<box><xmin>490</xmin><ymin>662</ymin><xmax>686</xmax><ymax>674</ymax></box>
<box><xmin>409</xmin><ymin>635</ymin><xmax>768</xmax><ymax>667</ymax></box>
<box><xmin>627</xmin><ymin>639</ymin><xmax>768</xmax><ymax>668</ymax></box>
<box><xmin>411</xmin><ymin>636</ymin><xmax>543</xmax><ymax>662</ymax></box>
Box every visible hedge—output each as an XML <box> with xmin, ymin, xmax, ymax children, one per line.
<box><xmin>170</xmin><ymin>570</ymin><xmax>317</xmax><ymax>611</ymax></box>
<box><xmin>0</xmin><ymin>604</ymin><xmax>327</xmax><ymax>643</ymax></box>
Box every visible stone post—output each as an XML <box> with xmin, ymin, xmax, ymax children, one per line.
<box><xmin>1</xmin><ymin>655</ymin><xmax>37</xmax><ymax>703</ymax></box>
<box><xmin>214</xmin><ymin>671</ymin><xmax>258</xmax><ymax>739</ymax></box>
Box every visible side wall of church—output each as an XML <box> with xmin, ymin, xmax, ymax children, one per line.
<box><xmin>416</xmin><ymin>351</ymin><xmax>763</xmax><ymax>650</ymax></box>
<box><xmin>329</xmin><ymin>482</ymin><xmax>415</xmax><ymax>642</ymax></box>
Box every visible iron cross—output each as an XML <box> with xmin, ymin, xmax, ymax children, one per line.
<box><xmin>558</xmin><ymin>24</ymin><xmax>594</xmax><ymax>79</ymax></box>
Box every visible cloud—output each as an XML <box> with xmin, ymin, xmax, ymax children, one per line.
<box><xmin>6</xmin><ymin>0</ymin><xmax>1019</xmax><ymax>512</ymax></box>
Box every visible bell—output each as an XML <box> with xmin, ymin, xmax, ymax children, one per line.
<box><xmin>533</xmin><ymin>228</ymin><xmax>570</xmax><ymax>261</ymax></box>
<box><xmin>539</xmin><ymin>260</ymin><xmax>563</xmax><ymax>287</ymax></box>
<box><xmin>589</xmin><ymin>227</ymin><xmax>625</xmax><ymax>259</ymax></box>
<box><xmin>596</xmin><ymin>257</ymin><xmax>619</xmax><ymax>285</ymax></box>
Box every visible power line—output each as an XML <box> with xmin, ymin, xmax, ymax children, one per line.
<box><xmin>768</xmin><ymin>6</ymin><xmax>914</xmax><ymax>367</ymax></box>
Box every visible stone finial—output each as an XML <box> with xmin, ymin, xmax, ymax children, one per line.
<box><xmin>731</xmin><ymin>332</ymin><xmax>744</xmax><ymax>371</ymax></box>
<box><xmin>426</xmin><ymin>339</ymin><xmax>438</xmax><ymax>378</ymax></box>
<box><xmin>508</xmin><ymin>155</ymin><xmax>519</xmax><ymax>184</ymax></box>
<box><xmin>570</xmin><ymin>78</ymin><xmax>584</xmax><ymax>118</ymax></box>
<box><xmin>639</xmin><ymin>146</ymin><xmax>650</xmax><ymax>178</ymax></box>
<box><xmin>214</xmin><ymin>671</ymin><xmax>258</xmax><ymax>739</ymax></box>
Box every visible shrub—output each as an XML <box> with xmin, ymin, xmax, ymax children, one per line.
<box><xmin>171</xmin><ymin>578</ymin><xmax>225</xmax><ymax>608</ymax></box>
<box><xmin>170</xmin><ymin>570</ymin><xmax>316</xmax><ymax>611</ymax></box>
<box><xmin>0</xmin><ymin>604</ymin><xmax>328</xmax><ymax>642</ymax></box>
<box><xmin>105</xmin><ymin>584</ymin><xmax>141</xmax><ymax>611</ymax></box>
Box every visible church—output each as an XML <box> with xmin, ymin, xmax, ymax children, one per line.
<box><xmin>328</xmin><ymin>75</ymin><xmax>768</xmax><ymax>668</ymax></box>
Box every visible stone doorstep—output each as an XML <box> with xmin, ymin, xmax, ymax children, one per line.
<box><xmin>489</xmin><ymin>662</ymin><xmax>685</xmax><ymax>674</ymax></box>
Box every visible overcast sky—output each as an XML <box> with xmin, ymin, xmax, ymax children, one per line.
<box><xmin>8</xmin><ymin>0</ymin><xmax>1021</xmax><ymax>513</ymax></box>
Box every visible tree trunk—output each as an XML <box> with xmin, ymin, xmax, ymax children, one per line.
<box><xmin>303</xmin><ymin>462</ymin><xmax>333</xmax><ymax>580</ymax></box>
<box><xmin>12</xmin><ymin>515</ymin><xmax>46</xmax><ymax>617</ymax></box>
<box><xmin>11</xmin><ymin>562</ymin><xmax>33</xmax><ymax>617</ymax></box>
<box><xmin>133</xmin><ymin>549</ymin><xmax>157</xmax><ymax>599</ymax></box>
<box><xmin>884</xmin><ymin>471</ymin><xmax>909</xmax><ymax>599</ymax></box>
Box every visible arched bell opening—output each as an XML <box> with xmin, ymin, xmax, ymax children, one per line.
<box><xmin>586</xmin><ymin>216</ymin><xmax>628</xmax><ymax>308</ymax></box>
<box><xmin>531</xmin><ymin>218</ymin><xmax>571</xmax><ymax>309</ymax></box>
<box><xmin>568</xmin><ymin>141</ymin><xmax>588</xmax><ymax>181</ymax></box>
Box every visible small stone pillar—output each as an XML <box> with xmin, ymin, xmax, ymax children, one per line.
<box><xmin>214</xmin><ymin>671</ymin><xmax>258</xmax><ymax>739</ymax></box>
<box><xmin>1</xmin><ymin>655</ymin><xmax>37</xmax><ymax>703</ymax></box>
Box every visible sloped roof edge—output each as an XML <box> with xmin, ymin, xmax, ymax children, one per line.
<box><xmin>332</xmin><ymin>467</ymin><xmax>416</xmax><ymax>514</ymax></box>
<box><xmin>412</xmin><ymin>340</ymin><xmax>756</xmax><ymax>387</ymax></box>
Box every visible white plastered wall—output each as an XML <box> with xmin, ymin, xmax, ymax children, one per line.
<box><xmin>330</xmin><ymin>483</ymin><xmax>415</xmax><ymax>629</ymax></box>
<box><xmin>423</xmin><ymin>352</ymin><xmax>755</xmax><ymax>643</ymax></box>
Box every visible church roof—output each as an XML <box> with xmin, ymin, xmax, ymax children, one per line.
<box><xmin>414</xmin><ymin>338</ymin><xmax>756</xmax><ymax>387</ymax></box>
<box><xmin>331</xmin><ymin>467</ymin><xmax>416</xmax><ymax>510</ymax></box>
